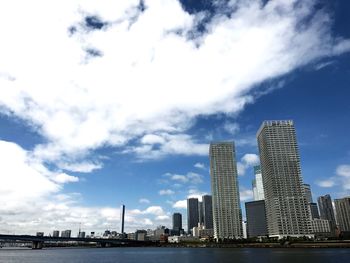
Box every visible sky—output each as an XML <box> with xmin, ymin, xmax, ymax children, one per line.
<box><xmin>0</xmin><ymin>0</ymin><xmax>350</xmax><ymax>235</ymax></box>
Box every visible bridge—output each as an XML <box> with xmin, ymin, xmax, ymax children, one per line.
<box><xmin>0</xmin><ymin>234</ymin><xmax>150</xmax><ymax>249</ymax></box>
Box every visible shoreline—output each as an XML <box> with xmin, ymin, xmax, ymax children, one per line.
<box><xmin>2</xmin><ymin>244</ymin><xmax>349</xmax><ymax>250</ymax></box>
<box><xmin>159</xmin><ymin>242</ymin><xmax>350</xmax><ymax>249</ymax></box>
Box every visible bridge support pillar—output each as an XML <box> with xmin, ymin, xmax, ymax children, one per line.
<box><xmin>32</xmin><ymin>241</ymin><xmax>43</xmax><ymax>249</ymax></box>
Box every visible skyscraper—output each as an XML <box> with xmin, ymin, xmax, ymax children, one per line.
<box><xmin>172</xmin><ymin>212</ymin><xmax>182</xmax><ymax>235</ymax></box>
<box><xmin>318</xmin><ymin>194</ymin><xmax>337</xmax><ymax>234</ymax></box>
<box><xmin>257</xmin><ymin>120</ymin><xmax>311</xmax><ymax>238</ymax></box>
<box><xmin>303</xmin><ymin>184</ymin><xmax>320</xmax><ymax>219</ymax></box>
<box><xmin>252</xmin><ymin>165</ymin><xmax>265</xmax><ymax>201</ymax></box>
<box><xmin>198</xmin><ymin>201</ymin><xmax>204</xmax><ymax>226</ymax></box>
<box><xmin>334</xmin><ymin>197</ymin><xmax>350</xmax><ymax>232</ymax></box>
<box><xmin>202</xmin><ymin>195</ymin><xmax>213</xmax><ymax>229</ymax></box>
<box><xmin>187</xmin><ymin>198</ymin><xmax>199</xmax><ymax>234</ymax></box>
<box><xmin>303</xmin><ymin>184</ymin><xmax>313</xmax><ymax>203</ymax></box>
<box><xmin>310</xmin><ymin>203</ymin><xmax>320</xmax><ymax>219</ymax></box>
<box><xmin>120</xmin><ymin>204</ymin><xmax>125</xmax><ymax>234</ymax></box>
<box><xmin>209</xmin><ymin>142</ymin><xmax>242</xmax><ymax>239</ymax></box>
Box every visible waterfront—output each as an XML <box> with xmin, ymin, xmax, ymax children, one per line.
<box><xmin>0</xmin><ymin>247</ymin><xmax>349</xmax><ymax>263</ymax></box>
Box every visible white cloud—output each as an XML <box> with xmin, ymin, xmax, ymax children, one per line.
<box><xmin>223</xmin><ymin>122</ymin><xmax>240</xmax><ymax>135</ymax></box>
<box><xmin>126</xmin><ymin>133</ymin><xmax>209</xmax><ymax>160</ymax></box>
<box><xmin>139</xmin><ymin>198</ymin><xmax>150</xmax><ymax>204</ymax></box>
<box><xmin>0</xmin><ymin>140</ymin><xmax>68</xmax><ymax>207</ymax></box>
<box><xmin>237</xmin><ymin>153</ymin><xmax>260</xmax><ymax>176</ymax></box>
<box><xmin>336</xmin><ymin>165</ymin><xmax>350</xmax><ymax>177</ymax></box>
<box><xmin>143</xmin><ymin>206</ymin><xmax>166</xmax><ymax>216</ymax></box>
<box><xmin>58</xmin><ymin>161</ymin><xmax>103</xmax><ymax>173</ymax></box>
<box><xmin>314</xmin><ymin>61</ymin><xmax>335</xmax><ymax>71</ymax></box>
<box><xmin>336</xmin><ymin>164</ymin><xmax>350</xmax><ymax>191</ymax></box>
<box><xmin>165</xmin><ymin>172</ymin><xmax>203</xmax><ymax>184</ymax></box>
<box><xmin>141</xmin><ymin>134</ymin><xmax>166</xmax><ymax>145</ymax></box>
<box><xmin>159</xmin><ymin>189</ymin><xmax>175</xmax><ymax>196</ymax></box>
<box><xmin>315</xmin><ymin>164</ymin><xmax>350</xmax><ymax>191</ymax></box>
<box><xmin>187</xmin><ymin>172</ymin><xmax>204</xmax><ymax>184</ymax></box>
<box><xmin>173</xmin><ymin>200</ymin><xmax>187</xmax><ymax>209</ymax></box>
<box><xmin>169</xmin><ymin>174</ymin><xmax>188</xmax><ymax>183</ymax></box>
<box><xmin>0</xmin><ymin>0</ymin><xmax>348</xmax><ymax>165</ymax></box>
<box><xmin>315</xmin><ymin>178</ymin><xmax>336</xmax><ymax>188</ymax></box>
<box><xmin>241</xmin><ymin>154</ymin><xmax>260</xmax><ymax>166</ymax></box>
<box><xmin>194</xmin><ymin>162</ymin><xmax>206</xmax><ymax>169</ymax></box>
<box><xmin>0</xmin><ymin>201</ymin><xmax>170</xmax><ymax>235</ymax></box>
<box><xmin>237</xmin><ymin>162</ymin><xmax>246</xmax><ymax>177</ymax></box>
<box><xmin>0</xmin><ymin>140</ymin><xmax>172</xmax><ymax>234</ymax></box>
<box><xmin>240</xmin><ymin>189</ymin><xmax>253</xmax><ymax>201</ymax></box>
<box><xmin>52</xmin><ymin>173</ymin><xmax>79</xmax><ymax>184</ymax></box>
<box><xmin>187</xmin><ymin>189</ymin><xmax>207</xmax><ymax>201</ymax></box>
<box><xmin>156</xmin><ymin>215</ymin><xmax>170</xmax><ymax>221</ymax></box>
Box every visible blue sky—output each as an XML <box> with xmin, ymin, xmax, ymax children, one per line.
<box><xmin>0</xmin><ymin>0</ymin><xmax>350</xmax><ymax>235</ymax></box>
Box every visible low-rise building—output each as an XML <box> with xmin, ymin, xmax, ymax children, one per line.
<box><xmin>168</xmin><ymin>236</ymin><xmax>198</xmax><ymax>243</ymax></box>
<box><xmin>199</xmin><ymin>228</ymin><xmax>214</xmax><ymax>238</ymax></box>
<box><xmin>311</xmin><ymin>219</ymin><xmax>331</xmax><ymax>237</ymax></box>
<box><xmin>135</xmin><ymin>230</ymin><xmax>147</xmax><ymax>241</ymax></box>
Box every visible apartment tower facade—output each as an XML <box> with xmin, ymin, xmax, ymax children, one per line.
<box><xmin>334</xmin><ymin>197</ymin><xmax>350</xmax><ymax>232</ymax></box>
<box><xmin>202</xmin><ymin>195</ymin><xmax>214</xmax><ymax>229</ymax></box>
<box><xmin>252</xmin><ymin>165</ymin><xmax>265</xmax><ymax>201</ymax></box>
<box><xmin>209</xmin><ymin>142</ymin><xmax>242</xmax><ymax>239</ymax></box>
<box><xmin>318</xmin><ymin>194</ymin><xmax>337</xmax><ymax>234</ymax></box>
<box><xmin>257</xmin><ymin>120</ymin><xmax>311</xmax><ymax>237</ymax></box>
<box><xmin>187</xmin><ymin>198</ymin><xmax>199</xmax><ymax>234</ymax></box>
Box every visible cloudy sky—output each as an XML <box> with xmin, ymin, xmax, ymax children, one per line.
<box><xmin>0</xmin><ymin>0</ymin><xmax>350</xmax><ymax>235</ymax></box>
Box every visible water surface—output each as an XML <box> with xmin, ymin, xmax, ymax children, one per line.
<box><xmin>0</xmin><ymin>247</ymin><xmax>349</xmax><ymax>263</ymax></box>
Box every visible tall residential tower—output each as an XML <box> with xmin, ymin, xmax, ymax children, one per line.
<box><xmin>187</xmin><ymin>198</ymin><xmax>199</xmax><ymax>234</ymax></box>
<box><xmin>252</xmin><ymin>165</ymin><xmax>265</xmax><ymax>201</ymax></box>
<box><xmin>120</xmin><ymin>204</ymin><xmax>125</xmax><ymax>234</ymax></box>
<box><xmin>172</xmin><ymin>212</ymin><xmax>183</xmax><ymax>235</ymax></box>
<box><xmin>209</xmin><ymin>142</ymin><xmax>242</xmax><ymax>239</ymax></box>
<box><xmin>202</xmin><ymin>195</ymin><xmax>213</xmax><ymax>230</ymax></box>
<box><xmin>318</xmin><ymin>194</ymin><xmax>337</xmax><ymax>234</ymax></box>
<box><xmin>334</xmin><ymin>197</ymin><xmax>350</xmax><ymax>232</ymax></box>
<box><xmin>257</xmin><ymin>120</ymin><xmax>311</xmax><ymax>238</ymax></box>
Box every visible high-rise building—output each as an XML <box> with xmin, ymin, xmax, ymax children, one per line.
<box><xmin>310</xmin><ymin>202</ymin><xmax>320</xmax><ymax>219</ymax></box>
<box><xmin>303</xmin><ymin>184</ymin><xmax>320</xmax><ymax>219</ymax></box>
<box><xmin>334</xmin><ymin>197</ymin><xmax>350</xmax><ymax>232</ymax></box>
<box><xmin>318</xmin><ymin>195</ymin><xmax>337</xmax><ymax>234</ymax></box>
<box><xmin>245</xmin><ymin>200</ymin><xmax>268</xmax><ymax>237</ymax></box>
<box><xmin>172</xmin><ymin>212</ymin><xmax>182</xmax><ymax>235</ymax></box>
<box><xmin>257</xmin><ymin>120</ymin><xmax>311</xmax><ymax>238</ymax></box>
<box><xmin>52</xmin><ymin>230</ymin><xmax>59</xmax><ymax>237</ymax></box>
<box><xmin>209</xmin><ymin>142</ymin><xmax>242</xmax><ymax>239</ymax></box>
<box><xmin>198</xmin><ymin>201</ymin><xmax>204</xmax><ymax>226</ymax></box>
<box><xmin>303</xmin><ymin>184</ymin><xmax>313</xmax><ymax>203</ymax></box>
<box><xmin>187</xmin><ymin>198</ymin><xmax>199</xmax><ymax>234</ymax></box>
<box><xmin>252</xmin><ymin>165</ymin><xmax>265</xmax><ymax>201</ymax></box>
<box><xmin>61</xmin><ymin>230</ymin><xmax>71</xmax><ymax>238</ymax></box>
<box><xmin>120</xmin><ymin>204</ymin><xmax>125</xmax><ymax>234</ymax></box>
<box><xmin>202</xmin><ymin>195</ymin><xmax>213</xmax><ymax>229</ymax></box>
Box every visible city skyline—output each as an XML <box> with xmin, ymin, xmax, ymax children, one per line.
<box><xmin>0</xmin><ymin>0</ymin><xmax>350</xmax><ymax>235</ymax></box>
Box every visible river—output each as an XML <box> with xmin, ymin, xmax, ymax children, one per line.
<box><xmin>0</xmin><ymin>247</ymin><xmax>349</xmax><ymax>263</ymax></box>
